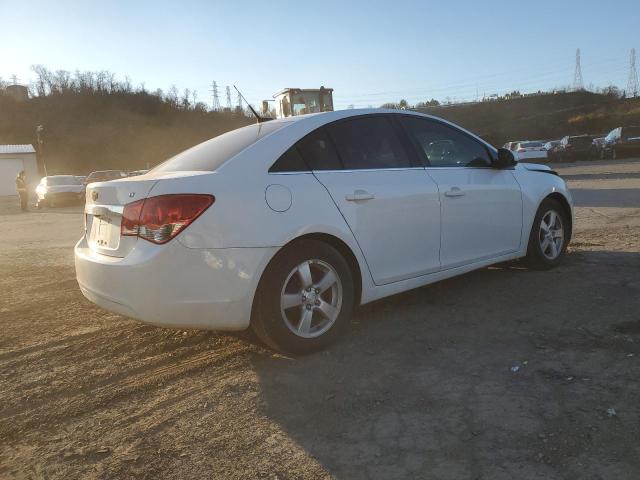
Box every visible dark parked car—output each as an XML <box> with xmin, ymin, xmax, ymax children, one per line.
<box><xmin>84</xmin><ymin>170</ymin><xmax>127</xmax><ymax>185</ymax></box>
<box><xmin>557</xmin><ymin>135</ymin><xmax>600</xmax><ymax>160</ymax></box>
<box><xmin>600</xmin><ymin>126</ymin><xmax>640</xmax><ymax>159</ymax></box>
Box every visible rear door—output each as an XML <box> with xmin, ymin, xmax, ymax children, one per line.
<box><xmin>399</xmin><ymin>116</ymin><xmax>523</xmax><ymax>269</ymax></box>
<box><xmin>302</xmin><ymin>115</ymin><xmax>441</xmax><ymax>285</ymax></box>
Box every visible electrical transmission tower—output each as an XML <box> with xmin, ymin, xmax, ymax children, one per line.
<box><xmin>210</xmin><ymin>81</ymin><xmax>220</xmax><ymax>111</ymax></box>
<box><xmin>236</xmin><ymin>90</ymin><xmax>242</xmax><ymax>111</ymax></box>
<box><xmin>573</xmin><ymin>48</ymin><xmax>584</xmax><ymax>91</ymax></box>
<box><xmin>627</xmin><ymin>48</ymin><xmax>639</xmax><ymax>97</ymax></box>
<box><xmin>225</xmin><ymin>86</ymin><xmax>232</xmax><ymax>110</ymax></box>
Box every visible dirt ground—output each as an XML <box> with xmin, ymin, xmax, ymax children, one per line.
<box><xmin>1</xmin><ymin>160</ymin><xmax>639</xmax><ymax>480</ymax></box>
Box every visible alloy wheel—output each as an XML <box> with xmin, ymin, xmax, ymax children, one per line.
<box><xmin>539</xmin><ymin>210</ymin><xmax>564</xmax><ymax>260</ymax></box>
<box><xmin>280</xmin><ymin>259</ymin><xmax>343</xmax><ymax>339</ymax></box>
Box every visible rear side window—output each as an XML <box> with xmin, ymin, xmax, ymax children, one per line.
<box><xmin>400</xmin><ymin>116</ymin><xmax>492</xmax><ymax>167</ymax></box>
<box><xmin>296</xmin><ymin>129</ymin><xmax>342</xmax><ymax>170</ymax></box>
<box><xmin>152</xmin><ymin>122</ymin><xmax>285</xmax><ymax>172</ymax></box>
<box><xmin>269</xmin><ymin>147</ymin><xmax>309</xmax><ymax>172</ymax></box>
<box><xmin>326</xmin><ymin>116</ymin><xmax>411</xmax><ymax>169</ymax></box>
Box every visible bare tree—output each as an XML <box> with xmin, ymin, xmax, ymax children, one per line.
<box><xmin>181</xmin><ymin>88</ymin><xmax>191</xmax><ymax>109</ymax></box>
<box><xmin>32</xmin><ymin>65</ymin><xmax>52</xmax><ymax>96</ymax></box>
<box><xmin>167</xmin><ymin>85</ymin><xmax>179</xmax><ymax>106</ymax></box>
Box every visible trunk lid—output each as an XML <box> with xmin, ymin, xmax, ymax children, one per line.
<box><xmin>84</xmin><ymin>171</ymin><xmax>214</xmax><ymax>257</ymax></box>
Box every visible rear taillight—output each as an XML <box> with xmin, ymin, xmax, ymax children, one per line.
<box><xmin>517</xmin><ymin>148</ymin><xmax>526</xmax><ymax>153</ymax></box>
<box><xmin>121</xmin><ymin>194</ymin><xmax>214</xmax><ymax>244</ymax></box>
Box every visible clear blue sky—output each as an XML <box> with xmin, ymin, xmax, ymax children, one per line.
<box><xmin>1</xmin><ymin>0</ymin><xmax>638</xmax><ymax>109</ymax></box>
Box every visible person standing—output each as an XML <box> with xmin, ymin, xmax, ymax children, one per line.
<box><xmin>16</xmin><ymin>171</ymin><xmax>28</xmax><ymax>212</ymax></box>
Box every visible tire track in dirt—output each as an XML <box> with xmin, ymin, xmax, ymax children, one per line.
<box><xmin>0</xmin><ymin>337</ymin><xmax>256</xmax><ymax>439</ymax></box>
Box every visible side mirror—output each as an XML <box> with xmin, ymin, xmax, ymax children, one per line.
<box><xmin>493</xmin><ymin>148</ymin><xmax>516</xmax><ymax>168</ymax></box>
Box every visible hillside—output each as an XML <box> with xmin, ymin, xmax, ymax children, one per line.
<box><xmin>416</xmin><ymin>91</ymin><xmax>640</xmax><ymax>145</ymax></box>
<box><xmin>2</xmin><ymin>88</ymin><xmax>640</xmax><ymax>176</ymax></box>
<box><xmin>0</xmin><ymin>91</ymin><xmax>251</xmax><ymax>175</ymax></box>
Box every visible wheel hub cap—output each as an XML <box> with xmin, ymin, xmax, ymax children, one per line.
<box><xmin>539</xmin><ymin>209</ymin><xmax>564</xmax><ymax>260</ymax></box>
<box><xmin>280</xmin><ymin>260</ymin><xmax>343</xmax><ymax>339</ymax></box>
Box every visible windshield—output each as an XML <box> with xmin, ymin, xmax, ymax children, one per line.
<box><xmin>623</xmin><ymin>126</ymin><xmax>640</xmax><ymax>139</ymax></box>
<box><xmin>48</xmin><ymin>176</ymin><xmax>81</xmax><ymax>186</ymax></box>
<box><xmin>87</xmin><ymin>171</ymin><xmax>121</xmax><ymax>181</ymax></box>
<box><xmin>520</xmin><ymin>142</ymin><xmax>542</xmax><ymax>148</ymax></box>
<box><xmin>152</xmin><ymin>122</ymin><xmax>287</xmax><ymax>172</ymax></box>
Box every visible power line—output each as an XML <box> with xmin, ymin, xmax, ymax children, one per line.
<box><xmin>573</xmin><ymin>48</ymin><xmax>584</xmax><ymax>91</ymax></box>
<box><xmin>627</xmin><ymin>48</ymin><xmax>639</xmax><ymax>97</ymax></box>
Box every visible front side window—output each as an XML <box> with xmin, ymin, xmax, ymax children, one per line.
<box><xmin>326</xmin><ymin>116</ymin><xmax>411</xmax><ymax>170</ymax></box>
<box><xmin>400</xmin><ymin>116</ymin><xmax>492</xmax><ymax>167</ymax></box>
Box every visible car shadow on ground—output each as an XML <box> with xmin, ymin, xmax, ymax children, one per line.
<box><xmin>249</xmin><ymin>250</ymin><xmax>640</xmax><ymax>479</ymax></box>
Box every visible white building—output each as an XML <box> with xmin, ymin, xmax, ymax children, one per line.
<box><xmin>0</xmin><ymin>145</ymin><xmax>39</xmax><ymax>196</ymax></box>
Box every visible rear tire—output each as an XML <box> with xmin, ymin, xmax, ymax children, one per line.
<box><xmin>525</xmin><ymin>198</ymin><xmax>569</xmax><ymax>270</ymax></box>
<box><xmin>251</xmin><ymin>239</ymin><xmax>354</xmax><ymax>354</ymax></box>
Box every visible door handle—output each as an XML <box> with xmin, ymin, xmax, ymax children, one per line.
<box><xmin>444</xmin><ymin>187</ymin><xmax>465</xmax><ymax>197</ymax></box>
<box><xmin>345</xmin><ymin>190</ymin><xmax>375</xmax><ymax>201</ymax></box>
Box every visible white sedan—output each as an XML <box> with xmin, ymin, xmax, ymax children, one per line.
<box><xmin>36</xmin><ymin>175</ymin><xmax>85</xmax><ymax>208</ymax></box>
<box><xmin>75</xmin><ymin>109</ymin><xmax>573</xmax><ymax>353</ymax></box>
<box><xmin>514</xmin><ymin>141</ymin><xmax>549</xmax><ymax>161</ymax></box>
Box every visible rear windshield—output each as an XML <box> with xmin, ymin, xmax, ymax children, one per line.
<box><xmin>151</xmin><ymin>122</ymin><xmax>287</xmax><ymax>173</ymax></box>
<box><xmin>520</xmin><ymin>142</ymin><xmax>542</xmax><ymax>148</ymax></box>
<box><xmin>48</xmin><ymin>176</ymin><xmax>80</xmax><ymax>186</ymax></box>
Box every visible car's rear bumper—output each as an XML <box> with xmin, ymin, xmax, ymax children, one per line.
<box><xmin>74</xmin><ymin>236</ymin><xmax>277</xmax><ymax>330</ymax></box>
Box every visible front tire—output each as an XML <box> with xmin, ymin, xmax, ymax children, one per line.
<box><xmin>525</xmin><ymin>198</ymin><xmax>569</xmax><ymax>270</ymax></box>
<box><xmin>251</xmin><ymin>239</ymin><xmax>354</xmax><ymax>354</ymax></box>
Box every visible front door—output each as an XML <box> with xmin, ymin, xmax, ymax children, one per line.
<box><xmin>298</xmin><ymin>116</ymin><xmax>441</xmax><ymax>285</ymax></box>
<box><xmin>399</xmin><ymin>116</ymin><xmax>523</xmax><ymax>269</ymax></box>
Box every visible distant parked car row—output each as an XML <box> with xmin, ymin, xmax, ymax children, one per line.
<box><xmin>599</xmin><ymin>126</ymin><xmax>640</xmax><ymax>160</ymax></box>
<box><xmin>503</xmin><ymin>125</ymin><xmax>640</xmax><ymax>162</ymax></box>
<box><xmin>35</xmin><ymin>169</ymin><xmax>149</xmax><ymax>208</ymax></box>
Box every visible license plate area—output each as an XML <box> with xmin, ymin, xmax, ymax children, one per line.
<box><xmin>88</xmin><ymin>213</ymin><xmax>121</xmax><ymax>250</ymax></box>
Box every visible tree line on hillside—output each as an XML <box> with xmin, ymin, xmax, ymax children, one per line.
<box><xmin>0</xmin><ymin>66</ymin><xmax>253</xmax><ymax>174</ymax></box>
<box><xmin>0</xmin><ymin>65</ymin><xmax>250</xmax><ymax>114</ymax></box>
<box><xmin>379</xmin><ymin>86</ymin><xmax>628</xmax><ymax>111</ymax></box>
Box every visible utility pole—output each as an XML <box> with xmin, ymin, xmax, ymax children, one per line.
<box><xmin>36</xmin><ymin>125</ymin><xmax>47</xmax><ymax>176</ymax></box>
<box><xmin>225</xmin><ymin>86</ymin><xmax>232</xmax><ymax>110</ymax></box>
<box><xmin>10</xmin><ymin>74</ymin><xmax>18</xmax><ymax>85</ymax></box>
<box><xmin>573</xmin><ymin>48</ymin><xmax>584</xmax><ymax>91</ymax></box>
<box><xmin>236</xmin><ymin>89</ymin><xmax>242</xmax><ymax>112</ymax></box>
<box><xmin>627</xmin><ymin>48</ymin><xmax>639</xmax><ymax>98</ymax></box>
<box><xmin>210</xmin><ymin>81</ymin><xmax>220</xmax><ymax>111</ymax></box>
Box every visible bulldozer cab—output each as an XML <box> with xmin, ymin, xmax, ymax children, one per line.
<box><xmin>271</xmin><ymin>87</ymin><xmax>334</xmax><ymax>119</ymax></box>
